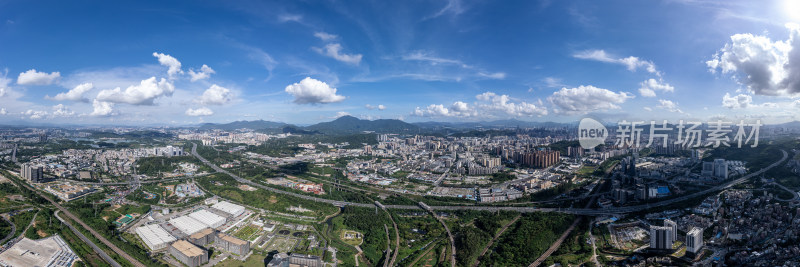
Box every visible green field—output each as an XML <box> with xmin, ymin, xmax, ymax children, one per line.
<box><xmin>215</xmin><ymin>253</ymin><xmax>266</xmax><ymax>267</ymax></box>
<box><xmin>234</xmin><ymin>224</ymin><xmax>261</xmax><ymax>241</ymax></box>
<box><xmin>339</xmin><ymin>230</ymin><xmax>363</xmax><ymax>246</ymax></box>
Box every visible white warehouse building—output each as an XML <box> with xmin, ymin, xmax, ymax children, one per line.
<box><xmin>169</xmin><ymin>216</ymin><xmax>209</xmax><ymax>236</ymax></box>
<box><xmin>211</xmin><ymin>201</ymin><xmax>245</xmax><ymax>217</ymax></box>
<box><xmin>136</xmin><ymin>224</ymin><xmax>176</xmax><ymax>251</ymax></box>
<box><xmin>188</xmin><ymin>209</ymin><xmax>226</xmax><ymax>229</ymax></box>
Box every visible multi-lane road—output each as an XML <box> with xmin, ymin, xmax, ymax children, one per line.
<box><xmin>191</xmin><ymin>144</ymin><xmax>789</xmax><ymax>216</ymax></box>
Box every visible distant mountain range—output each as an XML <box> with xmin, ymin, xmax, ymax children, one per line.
<box><xmin>412</xmin><ymin>119</ymin><xmax>573</xmax><ymax>129</ymax></box>
<box><xmin>198</xmin><ymin>120</ymin><xmax>288</xmax><ymax>131</ymax></box>
<box><xmin>198</xmin><ymin>116</ymin><xmax>419</xmax><ymax>134</ymax></box>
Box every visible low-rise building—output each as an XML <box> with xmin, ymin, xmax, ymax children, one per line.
<box><xmin>168</xmin><ymin>240</ymin><xmax>208</xmax><ymax>267</ymax></box>
<box><xmin>214</xmin><ymin>232</ymin><xmax>250</xmax><ymax>255</ymax></box>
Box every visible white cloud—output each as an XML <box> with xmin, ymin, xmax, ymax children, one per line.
<box><xmin>366</xmin><ymin>104</ymin><xmax>387</xmax><ymax>111</ymax></box>
<box><xmin>425</xmin><ymin>0</ymin><xmax>465</xmax><ymax>19</ymax></box>
<box><xmin>332</xmin><ymin>111</ymin><xmax>351</xmax><ymax>118</ymax></box>
<box><xmin>643</xmin><ymin>107</ymin><xmax>652</xmax><ymax>111</ymax></box>
<box><xmin>278</xmin><ymin>14</ymin><xmax>302</xmax><ymax>23</ymax></box>
<box><xmin>414</xmin><ymin>101</ymin><xmax>476</xmax><ymax>118</ymax></box>
<box><xmin>543</xmin><ymin>77</ymin><xmax>564</xmax><ymax>88</ymax></box>
<box><xmin>188</xmin><ymin>65</ymin><xmax>215</xmax><ymax>82</ymax></box>
<box><xmin>707</xmin><ymin>24</ymin><xmax>800</xmax><ymax>97</ymax></box>
<box><xmin>477</xmin><ymin>72</ymin><xmax>506</xmax><ymax>79</ymax></box>
<box><xmin>573</xmin><ymin>50</ymin><xmax>659</xmax><ymax>74</ymax></box>
<box><xmin>0</xmin><ymin>74</ymin><xmax>10</xmax><ymax>97</ymax></box>
<box><xmin>314</xmin><ymin>32</ymin><xmax>338</xmax><ymax>41</ymax></box>
<box><xmin>17</xmin><ymin>69</ymin><xmax>61</xmax><ymax>85</ymax></box>
<box><xmin>186</xmin><ymin>107</ymin><xmax>214</xmax><ymax>116</ymax></box>
<box><xmin>198</xmin><ymin>84</ymin><xmax>233</xmax><ymax>105</ymax></box>
<box><xmin>722</xmin><ymin>93</ymin><xmax>753</xmax><ymax>109</ymax></box>
<box><xmin>639</xmin><ymin>88</ymin><xmax>656</xmax><ymax>97</ymax></box>
<box><xmin>51</xmin><ymin>104</ymin><xmax>75</xmax><ymax>117</ymax></box>
<box><xmin>284</xmin><ymin>77</ymin><xmax>346</xmax><ymax>104</ymax></box>
<box><xmin>548</xmin><ymin>85</ymin><xmax>634</xmax><ymax>114</ymax></box>
<box><xmin>0</xmin><ymin>108</ymin><xmax>6</xmax><ymax>115</ymax></box>
<box><xmin>657</xmin><ymin>99</ymin><xmax>683</xmax><ymax>113</ymax></box>
<box><xmin>48</xmin><ymin>83</ymin><xmax>93</xmax><ymax>102</ymax></box>
<box><xmin>152</xmin><ymin>52</ymin><xmax>183</xmax><ymax>78</ymax></box>
<box><xmin>23</xmin><ymin>109</ymin><xmax>47</xmax><ymax>119</ymax></box>
<box><xmin>313</xmin><ymin>43</ymin><xmax>362</xmax><ymax>65</ymax></box>
<box><xmin>476</xmin><ymin>92</ymin><xmax>548</xmax><ymax>116</ymax></box>
<box><xmin>90</xmin><ymin>99</ymin><xmax>114</xmax><ymax>116</ymax></box>
<box><xmin>402</xmin><ymin>51</ymin><xmax>466</xmax><ymax>66</ymax></box>
<box><xmin>96</xmin><ymin>77</ymin><xmax>175</xmax><ymax>105</ymax></box>
<box><xmin>638</xmin><ymin>78</ymin><xmax>674</xmax><ymax>97</ymax></box>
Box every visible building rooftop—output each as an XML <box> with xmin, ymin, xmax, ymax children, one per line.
<box><xmin>189</xmin><ymin>227</ymin><xmax>215</xmax><ymax>239</ymax></box>
<box><xmin>171</xmin><ymin>240</ymin><xmax>205</xmax><ymax>257</ymax></box>
<box><xmin>217</xmin><ymin>233</ymin><xmax>248</xmax><ymax>246</ymax></box>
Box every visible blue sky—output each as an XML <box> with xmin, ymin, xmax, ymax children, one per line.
<box><xmin>2</xmin><ymin>0</ymin><xmax>800</xmax><ymax>125</ymax></box>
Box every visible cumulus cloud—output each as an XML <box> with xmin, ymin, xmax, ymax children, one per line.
<box><xmin>414</xmin><ymin>101</ymin><xmax>476</xmax><ymax>117</ymax></box>
<box><xmin>51</xmin><ymin>104</ymin><xmax>75</xmax><ymax>117</ymax></box>
<box><xmin>198</xmin><ymin>84</ymin><xmax>233</xmax><ymax>105</ymax></box>
<box><xmin>23</xmin><ymin>109</ymin><xmax>47</xmax><ymax>119</ymax></box>
<box><xmin>365</xmin><ymin>104</ymin><xmax>387</xmax><ymax>110</ymax></box>
<box><xmin>48</xmin><ymin>83</ymin><xmax>93</xmax><ymax>102</ymax></box>
<box><xmin>0</xmin><ymin>74</ymin><xmax>10</xmax><ymax>97</ymax></box>
<box><xmin>573</xmin><ymin>50</ymin><xmax>659</xmax><ymax>74</ymax></box>
<box><xmin>721</xmin><ymin>93</ymin><xmax>753</xmax><ymax>109</ymax></box>
<box><xmin>657</xmin><ymin>99</ymin><xmax>683</xmax><ymax>113</ymax></box>
<box><xmin>186</xmin><ymin>107</ymin><xmax>214</xmax><ymax>116</ymax></box>
<box><xmin>548</xmin><ymin>85</ymin><xmax>634</xmax><ymax>114</ymax></box>
<box><xmin>96</xmin><ymin>77</ymin><xmax>175</xmax><ymax>105</ymax></box>
<box><xmin>17</xmin><ymin>69</ymin><xmax>61</xmax><ymax>85</ymax></box>
<box><xmin>707</xmin><ymin>24</ymin><xmax>800</xmax><ymax>97</ymax></box>
<box><xmin>476</xmin><ymin>92</ymin><xmax>548</xmax><ymax>116</ymax></box>
<box><xmin>314</xmin><ymin>32</ymin><xmax>338</xmax><ymax>41</ymax></box>
<box><xmin>188</xmin><ymin>64</ymin><xmax>215</xmax><ymax>82</ymax></box>
<box><xmin>284</xmin><ymin>77</ymin><xmax>346</xmax><ymax>104</ymax></box>
<box><xmin>90</xmin><ymin>99</ymin><xmax>114</xmax><ymax>116</ymax></box>
<box><xmin>0</xmin><ymin>108</ymin><xmax>6</xmax><ymax>115</ymax></box>
<box><xmin>313</xmin><ymin>43</ymin><xmax>362</xmax><ymax>65</ymax></box>
<box><xmin>638</xmin><ymin>78</ymin><xmax>674</xmax><ymax>97</ymax></box>
<box><xmin>152</xmin><ymin>52</ymin><xmax>183</xmax><ymax>78</ymax></box>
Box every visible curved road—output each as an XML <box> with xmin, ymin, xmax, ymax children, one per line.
<box><xmin>192</xmin><ymin>144</ymin><xmax>789</xmax><ymax>216</ymax></box>
<box><xmin>0</xmin><ymin>216</ymin><xmax>15</xmax><ymax>245</ymax></box>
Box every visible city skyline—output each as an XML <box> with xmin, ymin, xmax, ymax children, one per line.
<box><xmin>2</xmin><ymin>0</ymin><xmax>800</xmax><ymax>125</ymax></box>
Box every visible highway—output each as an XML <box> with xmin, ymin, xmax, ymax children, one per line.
<box><xmin>191</xmin><ymin>143</ymin><xmax>789</xmax><ymax>216</ymax></box>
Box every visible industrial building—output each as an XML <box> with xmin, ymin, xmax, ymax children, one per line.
<box><xmin>211</xmin><ymin>201</ymin><xmax>245</xmax><ymax>217</ymax></box>
<box><xmin>686</xmin><ymin>227</ymin><xmax>704</xmax><ymax>255</ymax></box>
<box><xmin>168</xmin><ymin>240</ymin><xmax>208</xmax><ymax>267</ymax></box>
<box><xmin>188</xmin><ymin>209</ymin><xmax>226</xmax><ymax>229</ymax></box>
<box><xmin>135</xmin><ymin>224</ymin><xmax>176</xmax><ymax>251</ymax></box>
<box><xmin>0</xmin><ymin>236</ymin><xmax>78</xmax><ymax>267</ymax></box>
<box><xmin>266</xmin><ymin>253</ymin><xmax>323</xmax><ymax>267</ymax></box>
<box><xmin>215</xmin><ymin>232</ymin><xmax>250</xmax><ymax>255</ymax></box>
<box><xmin>169</xmin><ymin>216</ymin><xmax>209</xmax><ymax>236</ymax></box>
<box><xmin>188</xmin><ymin>228</ymin><xmax>216</xmax><ymax>246</ymax></box>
